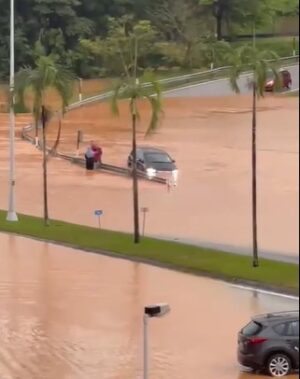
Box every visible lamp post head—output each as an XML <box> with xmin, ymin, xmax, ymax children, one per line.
<box><xmin>144</xmin><ymin>303</ymin><xmax>170</xmax><ymax>318</ymax></box>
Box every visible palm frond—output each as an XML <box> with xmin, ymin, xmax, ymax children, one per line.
<box><xmin>50</xmin><ymin>115</ymin><xmax>62</xmax><ymax>155</ymax></box>
<box><xmin>111</xmin><ymin>80</ymin><xmax>125</xmax><ymax>116</ymax></box>
<box><xmin>227</xmin><ymin>44</ymin><xmax>280</xmax><ymax>99</ymax></box>
<box><xmin>144</xmin><ymin>94</ymin><xmax>163</xmax><ymax>136</ymax></box>
<box><xmin>256</xmin><ymin>59</ymin><xmax>268</xmax><ymax>97</ymax></box>
<box><xmin>225</xmin><ymin>46</ymin><xmax>244</xmax><ymax>94</ymax></box>
<box><xmin>270</xmin><ymin>63</ymin><xmax>281</xmax><ymax>92</ymax></box>
<box><xmin>52</xmin><ymin>66</ymin><xmax>75</xmax><ymax>112</ymax></box>
<box><xmin>14</xmin><ymin>67</ymin><xmax>33</xmax><ymax>108</ymax></box>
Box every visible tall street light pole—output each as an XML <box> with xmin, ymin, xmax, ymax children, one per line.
<box><xmin>143</xmin><ymin>304</ymin><xmax>171</xmax><ymax>379</ymax></box>
<box><xmin>252</xmin><ymin>21</ymin><xmax>259</xmax><ymax>267</ymax></box>
<box><xmin>7</xmin><ymin>0</ymin><xmax>18</xmax><ymax>222</ymax></box>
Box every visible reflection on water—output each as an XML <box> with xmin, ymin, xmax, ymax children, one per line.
<box><xmin>0</xmin><ymin>233</ymin><xmax>298</xmax><ymax>379</ymax></box>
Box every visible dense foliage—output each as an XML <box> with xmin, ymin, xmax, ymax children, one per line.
<box><xmin>0</xmin><ymin>0</ymin><xmax>298</xmax><ymax>79</ymax></box>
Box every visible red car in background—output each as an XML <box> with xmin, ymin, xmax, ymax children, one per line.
<box><xmin>265</xmin><ymin>69</ymin><xmax>292</xmax><ymax>92</ymax></box>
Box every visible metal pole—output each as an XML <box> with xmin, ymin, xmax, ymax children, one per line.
<box><xmin>143</xmin><ymin>314</ymin><xmax>149</xmax><ymax>379</ymax></box>
<box><xmin>142</xmin><ymin>211</ymin><xmax>146</xmax><ymax>237</ymax></box>
<box><xmin>76</xmin><ymin>130</ymin><xmax>81</xmax><ymax>157</ymax></box>
<box><xmin>252</xmin><ymin>20</ymin><xmax>259</xmax><ymax>267</ymax></box>
<box><xmin>7</xmin><ymin>0</ymin><xmax>18</xmax><ymax>222</ymax></box>
<box><xmin>78</xmin><ymin>78</ymin><xmax>83</xmax><ymax>102</ymax></box>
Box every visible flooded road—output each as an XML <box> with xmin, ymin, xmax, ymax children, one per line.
<box><xmin>0</xmin><ymin>233</ymin><xmax>298</xmax><ymax>379</ymax></box>
<box><xmin>0</xmin><ymin>95</ymin><xmax>299</xmax><ymax>259</ymax></box>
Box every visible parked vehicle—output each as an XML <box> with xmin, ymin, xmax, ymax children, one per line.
<box><xmin>265</xmin><ymin>69</ymin><xmax>292</xmax><ymax>92</ymax></box>
<box><xmin>238</xmin><ymin>311</ymin><xmax>299</xmax><ymax>377</ymax></box>
<box><xmin>127</xmin><ymin>147</ymin><xmax>178</xmax><ymax>184</ymax></box>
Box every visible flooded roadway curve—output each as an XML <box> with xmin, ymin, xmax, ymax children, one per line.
<box><xmin>0</xmin><ymin>233</ymin><xmax>298</xmax><ymax>379</ymax></box>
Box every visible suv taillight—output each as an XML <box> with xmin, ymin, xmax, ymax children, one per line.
<box><xmin>248</xmin><ymin>337</ymin><xmax>268</xmax><ymax>346</ymax></box>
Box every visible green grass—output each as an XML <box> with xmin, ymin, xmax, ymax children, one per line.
<box><xmin>0</xmin><ymin>210</ymin><xmax>298</xmax><ymax>293</ymax></box>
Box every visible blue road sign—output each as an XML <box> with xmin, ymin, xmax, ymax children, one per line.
<box><xmin>94</xmin><ymin>210</ymin><xmax>103</xmax><ymax>217</ymax></box>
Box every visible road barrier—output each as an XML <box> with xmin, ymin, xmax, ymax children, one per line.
<box><xmin>21</xmin><ymin>124</ymin><xmax>167</xmax><ymax>185</ymax></box>
<box><xmin>67</xmin><ymin>55</ymin><xmax>299</xmax><ymax>111</ymax></box>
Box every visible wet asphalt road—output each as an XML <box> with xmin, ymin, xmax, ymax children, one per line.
<box><xmin>165</xmin><ymin>64</ymin><xmax>299</xmax><ymax>98</ymax></box>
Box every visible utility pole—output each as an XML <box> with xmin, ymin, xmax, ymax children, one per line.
<box><xmin>252</xmin><ymin>21</ymin><xmax>259</xmax><ymax>267</ymax></box>
<box><xmin>7</xmin><ymin>0</ymin><xmax>18</xmax><ymax>222</ymax></box>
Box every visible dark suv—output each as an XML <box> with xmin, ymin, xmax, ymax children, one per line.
<box><xmin>127</xmin><ymin>147</ymin><xmax>178</xmax><ymax>183</ymax></box>
<box><xmin>238</xmin><ymin>311</ymin><xmax>299</xmax><ymax>377</ymax></box>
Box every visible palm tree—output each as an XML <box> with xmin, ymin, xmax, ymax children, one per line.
<box><xmin>15</xmin><ymin>55</ymin><xmax>74</xmax><ymax>226</ymax></box>
<box><xmin>111</xmin><ymin>37</ymin><xmax>162</xmax><ymax>244</ymax></box>
<box><xmin>227</xmin><ymin>44</ymin><xmax>279</xmax><ymax>267</ymax></box>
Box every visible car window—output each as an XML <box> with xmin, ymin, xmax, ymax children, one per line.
<box><xmin>286</xmin><ymin>321</ymin><xmax>299</xmax><ymax>337</ymax></box>
<box><xmin>242</xmin><ymin>321</ymin><xmax>263</xmax><ymax>336</ymax></box>
<box><xmin>274</xmin><ymin>323</ymin><xmax>287</xmax><ymax>336</ymax></box>
<box><xmin>274</xmin><ymin>321</ymin><xmax>299</xmax><ymax>337</ymax></box>
<box><xmin>130</xmin><ymin>150</ymin><xmax>143</xmax><ymax>161</ymax></box>
<box><xmin>136</xmin><ymin>150</ymin><xmax>144</xmax><ymax>161</ymax></box>
<box><xmin>145</xmin><ymin>153</ymin><xmax>172</xmax><ymax>163</ymax></box>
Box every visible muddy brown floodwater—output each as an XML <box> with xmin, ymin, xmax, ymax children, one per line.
<box><xmin>0</xmin><ymin>95</ymin><xmax>298</xmax><ymax>258</ymax></box>
<box><xmin>0</xmin><ymin>233</ymin><xmax>298</xmax><ymax>379</ymax></box>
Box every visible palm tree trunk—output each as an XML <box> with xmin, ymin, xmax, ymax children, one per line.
<box><xmin>252</xmin><ymin>84</ymin><xmax>259</xmax><ymax>267</ymax></box>
<box><xmin>132</xmin><ymin>105</ymin><xmax>140</xmax><ymax>244</ymax></box>
<box><xmin>41</xmin><ymin>106</ymin><xmax>49</xmax><ymax>226</ymax></box>
<box><xmin>216</xmin><ymin>16</ymin><xmax>222</xmax><ymax>40</ymax></box>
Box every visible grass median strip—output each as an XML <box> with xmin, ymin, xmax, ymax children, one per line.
<box><xmin>0</xmin><ymin>210</ymin><xmax>298</xmax><ymax>294</ymax></box>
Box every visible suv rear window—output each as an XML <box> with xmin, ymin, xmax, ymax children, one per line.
<box><xmin>242</xmin><ymin>321</ymin><xmax>263</xmax><ymax>336</ymax></box>
<box><xmin>274</xmin><ymin>321</ymin><xmax>299</xmax><ymax>336</ymax></box>
<box><xmin>287</xmin><ymin>321</ymin><xmax>299</xmax><ymax>336</ymax></box>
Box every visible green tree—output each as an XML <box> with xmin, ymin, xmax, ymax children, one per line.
<box><xmin>200</xmin><ymin>0</ymin><xmax>279</xmax><ymax>40</ymax></box>
<box><xmin>111</xmin><ymin>22</ymin><xmax>163</xmax><ymax>243</ymax></box>
<box><xmin>148</xmin><ymin>0</ymin><xmax>212</xmax><ymax>68</ymax></box>
<box><xmin>227</xmin><ymin>44</ymin><xmax>279</xmax><ymax>267</ymax></box>
<box><xmin>269</xmin><ymin>0</ymin><xmax>299</xmax><ymax>16</ymax></box>
<box><xmin>15</xmin><ymin>55</ymin><xmax>74</xmax><ymax>225</ymax></box>
<box><xmin>80</xmin><ymin>17</ymin><xmax>158</xmax><ymax>76</ymax></box>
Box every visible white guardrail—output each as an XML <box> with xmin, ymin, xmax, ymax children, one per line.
<box><xmin>68</xmin><ymin>55</ymin><xmax>299</xmax><ymax>111</ymax></box>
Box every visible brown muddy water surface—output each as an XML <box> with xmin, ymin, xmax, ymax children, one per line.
<box><xmin>0</xmin><ymin>234</ymin><xmax>298</xmax><ymax>379</ymax></box>
<box><xmin>0</xmin><ymin>95</ymin><xmax>298</xmax><ymax>257</ymax></box>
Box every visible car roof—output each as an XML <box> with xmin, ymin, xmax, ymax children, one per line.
<box><xmin>253</xmin><ymin>311</ymin><xmax>299</xmax><ymax>324</ymax></box>
<box><xmin>137</xmin><ymin>146</ymin><xmax>168</xmax><ymax>154</ymax></box>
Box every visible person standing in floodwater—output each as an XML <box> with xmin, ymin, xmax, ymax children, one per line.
<box><xmin>85</xmin><ymin>146</ymin><xmax>95</xmax><ymax>170</ymax></box>
<box><xmin>91</xmin><ymin>141</ymin><xmax>103</xmax><ymax>167</ymax></box>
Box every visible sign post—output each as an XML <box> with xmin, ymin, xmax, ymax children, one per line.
<box><xmin>76</xmin><ymin>130</ymin><xmax>83</xmax><ymax>157</ymax></box>
<box><xmin>141</xmin><ymin>207</ymin><xmax>149</xmax><ymax>236</ymax></box>
<box><xmin>94</xmin><ymin>210</ymin><xmax>104</xmax><ymax>230</ymax></box>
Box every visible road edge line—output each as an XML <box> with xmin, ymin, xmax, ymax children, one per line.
<box><xmin>230</xmin><ymin>283</ymin><xmax>299</xmax><ymax>300</ymax></box>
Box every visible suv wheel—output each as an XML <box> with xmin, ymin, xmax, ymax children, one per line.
<box><xmin>267</xmin><ymin>353</ymin><xmax>291</xmax><ymax>377</ymax></box>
